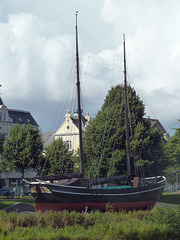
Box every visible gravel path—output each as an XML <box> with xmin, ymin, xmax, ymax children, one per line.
<box><xmin>155</xmin><ymin>202</ymin><xmax>177</xmax><ymax>208</ymax></box>
<box><xmin>1</xmin><ymin>203</ymin><xmax>35</xmax><ymax>213</ymax></box>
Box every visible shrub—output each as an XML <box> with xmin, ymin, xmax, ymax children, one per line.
<box><xmin>0</xmin><ymin>206</ymin><xmax>179</xmax><ymax>239</ymax></box>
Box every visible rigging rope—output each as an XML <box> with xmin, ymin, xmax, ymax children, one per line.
<box><xmin>127</xmin><ymin>48</ymin><xmax>180</xmax><ymax>129</ymax></box>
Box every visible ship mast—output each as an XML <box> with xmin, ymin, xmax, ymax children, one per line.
<box><xmin>75</xmin><ymin>12</ymin><xmax>84</xmax><ymax>174</ymax></box>
<box><xmin>123</xmin><ymin>34</ymin><xmax>131</xmax><ymax>176</ymax></box>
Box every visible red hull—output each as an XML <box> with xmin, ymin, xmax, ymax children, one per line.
<box><xmin>35</xmin><ymin>201</ymin><xmax>156</xmax><ymax>212</ymax></box>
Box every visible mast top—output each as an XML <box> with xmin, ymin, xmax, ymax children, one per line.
<box><xmin>75</xmin><ymin>11</ymin><xmax>79</xmax><ymax>26</ymax></box>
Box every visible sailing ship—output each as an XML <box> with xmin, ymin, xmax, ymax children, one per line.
<box><xmin>25</xmin><ymin>13</ymin><xmax>166</xmax><ymax>212</ymax></box>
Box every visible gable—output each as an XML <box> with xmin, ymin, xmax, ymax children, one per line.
<box><xmin>55</xmin><ymin>118</ymin><xmax>79</xmax><ymax>135</ymax></box>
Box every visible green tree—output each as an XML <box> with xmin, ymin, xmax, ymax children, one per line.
<box><xmin>0</xmin><ymin>131</ymin><xmax>6</xmax><ymax>172</ymax></box>
<box><xmin>43</xmin><ymin>138</ymin><xmax>74</xmax><ymax>175</ymax></box>
<box><xmin>164</xmin><ymin>126</ymin><xmax>180</xmax><ymax>168</ymax></box>
<box><xmin>163</xmin><ymin>125</ymin><xmax>180</xmax><ymax>184</ymax></box>
<box><xmin>0</xmin><ymin>131</ymin><xmax>5</xmax><ymax>155</ymax></box>
<box><xmin>131</xmin><ymin>121</ymin><xmax>166</xmax><ymax>176</ymax></box>
<box><xmin>2</xmin><ymin>124</ymin><xmax>43</xmax><ymax>192</ymax></box>
<box><xmin>83</xmin><ymin>84</ymin><xmax>165</xmax><ymax>178</ymax></box>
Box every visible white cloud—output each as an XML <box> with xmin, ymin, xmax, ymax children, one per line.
<box><xmin>99</xmin><ymin>0</ymin><xmax>180</xmax><ymax>134</ymax></box>
<box><xmin>0</xmin><ymin>12</ymin><xmax>75</xmax><ymax>102</ymax></box>
<box><xmin>0</xmin><ymin>0</ymin><xmax>179</xmax><ymax>135</ymax></box>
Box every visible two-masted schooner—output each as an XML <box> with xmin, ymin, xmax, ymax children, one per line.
<box><xmin>25</xmin><ymin>13</ymin><xmax>166</xmax><ymax>212</ymax></box>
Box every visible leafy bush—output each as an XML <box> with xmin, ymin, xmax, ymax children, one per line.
<box><xmin>0</xmin><ymin>206</ymin><xmax>179</xmax><ymax>239</ymax></box>
<box><xmin>148</xmin><ymin>206</ymin><xmax>180</xmax><ymax>232</ymax></box>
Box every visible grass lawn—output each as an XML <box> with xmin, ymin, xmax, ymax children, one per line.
<box><xmin>159</xmin><ymin>192</ymin><xmax>180</xmax><ymax>205</ymax></box>
<box><xmin>0</xmin><ymin>197</ymin><xmax>34</xmax><ymax>210</ymax></box>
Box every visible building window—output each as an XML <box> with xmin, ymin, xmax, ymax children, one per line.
<box><xmin>66</xmin><ymin>140</ymin><xmax>72</xmax><ymax>150</ymax></box>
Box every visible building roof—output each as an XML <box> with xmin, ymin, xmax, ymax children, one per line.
<box><xmin>144</xmin><ymin>118</ymin><xmax>167</xmax><ymax>134</ymax></box>
<box><xmin>0</xmin><ymin>96</ymin><xmax>38</xmax><ymax>127</ymax></box>
<box><xmin>71</xmin><ymin>115</ymin><xmax>88</xmax><ymax>130</ymax></box>
<box><xmin>8</xmin><ymin>109</ymin><xmax>38</xmax><ymax>127</ymax></box>
<box><xmin>0</xmin><ymin>97</ymin><xmax>4</xmax><ymax>105</ymax></box>
<box><xmin>42</xmin><ymin>131</ymin><xmax>55</xmax><ymax>147</ymax></box>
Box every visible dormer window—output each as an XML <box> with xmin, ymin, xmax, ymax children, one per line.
<box><xmin>27</xmin><ymin>119</ymin><xmax>31</xmax><ymax>123</ymax></box>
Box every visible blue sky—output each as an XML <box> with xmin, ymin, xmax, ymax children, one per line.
<box><xmin>0</xmin><ymin>0</ymin><xmax>179</xmax><ymax>135</ymax></box>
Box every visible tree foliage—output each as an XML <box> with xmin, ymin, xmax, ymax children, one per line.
<box><xmin>2</xmin><ymin>124</ymin><xmax>43</xmax><ymax>185</ymax></box>
<box><xmin>163</xmin><ymin>125</ymin><xmax>180</xmax><ymax>184</ymax></box>
<box><xmin>83</xmin><ymin>84</ymin><xmax>165</xmax><ymax>178</ymax></box>
<box><xmin>43</xmin><ymin>138</ymin><xmax>74</xmax><ymax>175</ymax></box>
<box><xmin>164</xmin><ymin>125</ymin><xmax>180</xmax><ymax>168</ymax></box>
<box><xmin>0</xmin><ymin>131</ymin><xmax>6</xmax><ymax>172</ymax></box>
<box><xmin>0</xmin><ymin>131</ymin><xmax>5</xmax><ymax>155</ymax></box>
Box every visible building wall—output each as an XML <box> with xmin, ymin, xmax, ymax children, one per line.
<box><xmin>0</xmin><ymin>105</ymin><xmax>13</xmax><ymax>136</ymax></box>
<box><xmin>0</xmin><ymin>170</ymin><xmax>37</xmax><ymax>195</ymax></box>
<box><xmin>54</xmin><ymin>110</ymin><xmax>90</xmax><ymax>153</ymax></box>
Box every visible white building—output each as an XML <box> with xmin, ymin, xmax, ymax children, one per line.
<box><xmin>0</xmin><ymin>96</ymin><xmax>38</xmax><ymax>193</ymax></box>
<box><xmin>42</xmin><ymin>110</ymin><xmax>91</xmax><ymax>154</ymax></box>
<box><xmin>53</xmin><ymin>110</ymin><xmax>91</xmax><ymax>153</ymax></box>
<box><xmin>0</xmin><ymin>97</ymin><xmax>38</xmax><ymax>136</ymax></box>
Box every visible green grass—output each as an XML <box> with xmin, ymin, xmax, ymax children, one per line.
<box><xmin>159</xmin><ymin>193</ymin><xmax>180</xmax><ymax>205</ymax></box>
<box><xmin>0</xmin><ymin>198</ymin><xmax>34</xmax><ymax>210</ymax></box>
<box><xmin>0</xmin><ymin>206</ymin><xmax>179</xmax><ymax>240</ymax></box>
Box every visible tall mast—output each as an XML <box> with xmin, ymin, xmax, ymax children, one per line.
<box><xmin>123</xmin><ymin>34</ymin><xmax>131</xmax><ymax>175</ymax></box>
<box><xmin>75</xmin><ymin>12</ymin><xmax>84</xmax><ymax>174</ymax></box>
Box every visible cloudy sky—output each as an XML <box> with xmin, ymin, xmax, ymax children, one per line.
<box><xmin>0</xmin><ymin>0</ymin><xmax>179</xmax><ymax>136</ymax></box>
